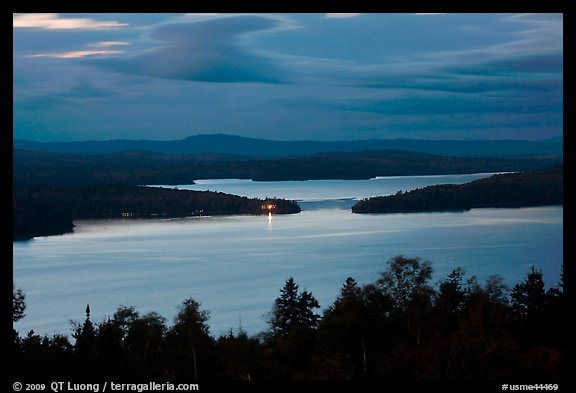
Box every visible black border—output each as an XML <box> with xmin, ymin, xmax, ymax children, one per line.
<box><xmin>8</xmin><ymin>5</ymin><xmax>572</xmax><ymax>390</ymax></box>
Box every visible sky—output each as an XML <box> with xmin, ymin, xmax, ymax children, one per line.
<box><xmin>13</xmin><ymin>13</ymin><xmax>563</xmax><ymax>142</ymax></box>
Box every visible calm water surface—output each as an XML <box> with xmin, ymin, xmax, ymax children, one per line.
<box><xmin>13</xmin><ymin>174</ymin><xmax>563</xmax><ymax>338</ymax></box>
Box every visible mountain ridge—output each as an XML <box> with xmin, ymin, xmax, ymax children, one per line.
<box><xmin>13</xmin><ymin>133</ymin><xmax>563</xmax><ymax>158</ymax></box>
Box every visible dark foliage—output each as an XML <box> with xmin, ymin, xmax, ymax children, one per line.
<box><xmin>12</xmin><ymin>258</ymin><xmax>564</xmax><ymax>381</ymax></box>
<box><xmin>268</xmin><ymin>278</ymin><xmax>321</xmax><ymax>337</ymax></box>
<box><xmin>13</xmin><ymin>148</ymin><xmax>560</xmax><ymax>240</ymax></box>
<box><xmin>262</xmin><ymin>278</ymin><xmax>321</xmax><ymax>379</ymax></box>
<box><xmin>352</xmin><ymin>165</ymin><xmax>562</xmax><ymax>213</ymax></box>
<box><xmin>14</xmin><ymin>148</ymin><xmax>561</xmax><ymax>186</ymax></box>
<box><xmin>13</xmin><ymin>283</ymin><xmax>26</xmax><ymax>323</ymax></box>
<box><xmin>13</xmin><ymin>184</ymin><xmax>300</xmax><ymax>240</ymax></box>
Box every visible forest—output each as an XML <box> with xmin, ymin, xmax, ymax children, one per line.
<box><xmin>12</xmin><ymin>256</ymin><xmax>564</xmax><ymax>381</ymax></box>
<box><xmin>13</xmin><ymin>148</ymin><xmax>562</xmax><ymax>185</ymax></box>
<box><xmin>352</xmin><ymin>165</ymin><xmax>562</xmax><ymax>214</ymax></box>
<box><xmin>14</xmin><ymin>148</ymin><xmax>560</xmax><ymax>241</ymax></box>
<box><xmin>13</xmin><ymin>185</ymin><xmax>300</xmax><ymax>240</ymax></box>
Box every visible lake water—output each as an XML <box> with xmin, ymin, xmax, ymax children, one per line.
<box><xmin>13</xmin><ymin>174</ymin><xmax>563</xmax><ymax>338</ymax></box>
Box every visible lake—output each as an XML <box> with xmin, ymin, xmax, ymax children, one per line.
<box><xmin>13</xmin><ymin>174</ymin><xmax>563</xmax><ymax>338</ymax></box>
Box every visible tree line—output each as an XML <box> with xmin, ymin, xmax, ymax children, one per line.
<box><xmin>14</xmin><ymin>148</ymin><xmax>561</xmax><ymax>186</ymax></box>
<box><xmin>13</xmin><ymin>148</ymin><xmax>561</xmax><ymax>241</ymax></box>
<box><xmin>352</xmin><ymin>165</ymin><xmax>562</xmax><ymax>213</ymax></box>
<box><xmin>13</xmin><ymin>185</ymin><xmax>300</xmax><ymax>240</ymax></box>
<box><xmin>12</xmin><ymin>256</ymin><xmax>564</xmax><ymax>381</ymax></box>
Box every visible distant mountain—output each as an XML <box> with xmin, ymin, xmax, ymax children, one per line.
<box><xmin>539</xmin><ymin>135</ymin><xmax>563</xmax><ymax>143</ymax></box>
<box><xmin>13</xmin><ymin>134</ymin><xmax>563</xmax><ymax>158</ymax></box>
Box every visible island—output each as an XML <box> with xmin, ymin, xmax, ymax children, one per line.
<box><xmin>351</xmin><ymin>165</ymin><xmax>563</xmax><ymax>214</ymax></box>
<box><xmin>13</xmin><ymin>147</ymin><xmax>562</xmax><ymax>240</ymax></box>
<box><xmin>13</xmin><ymin>185</ymin><xmax>300</xmax><ymax>241</ymax></box>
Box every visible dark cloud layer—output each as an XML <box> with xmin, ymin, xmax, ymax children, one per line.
<box><xmin>97</xmin><ymin>15</ymin><xmax>286</xmax><ymax>83</ymax></box>
<box><xmin>13</xmin><ymin>13</ymin><xmax>563</xmax><ymax>142</ymax></box>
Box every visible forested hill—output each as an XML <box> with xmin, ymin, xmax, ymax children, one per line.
<box><xmin>12</xmin><ymin>148</ymin><xmax>562</xmax><ymax>240</ymax></box>
<box><xmin>13</xmin><ymin>185</ymin><xmax>299</xmax><ymax>241</ymax></box>
<box><xmin>352</xmin><ymin>165</ymin><xmax>563</xmax><ymax>214</ymax></box>
<box><xmin>14</xmin><ymin>134</ymin><xmax>562</xmax><ymax>157</ymax></box>
<box><xmin>13</xmin><ymin>148</ymin><xmax>562</xmax><ymax>185</ymax></box>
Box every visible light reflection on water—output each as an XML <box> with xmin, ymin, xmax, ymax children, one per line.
<box><xmin>13</xmin><ymin>176</ymin><xmax>563</xmax><ymax>338</ymax></box>
<box><xmin>151</xmin><ymin>173</ymin><xmax>499</xmax><ymax>202</ymax></box>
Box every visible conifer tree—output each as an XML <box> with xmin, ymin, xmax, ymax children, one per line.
<box><xmin>73</xmin><ymin>304</ymin><xmax>98</xmax><ymax>376</ymax></box>
<box><xmin>13</xmin><ymin>282</ymin><xmax>26</xmax><ymax>323</ymax></box>
<box><xmin>511</xmin><ymin>266</ymin><xmax>547</xmax><ymax>319</ymax></box>
<box><xmin>269</xmin><ymin>277</ymin><xmax>320</xmax><ymax>336</ymax></box>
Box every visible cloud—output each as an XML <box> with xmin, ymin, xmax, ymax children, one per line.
<box><xmin>95</xmin><ymin>15</ymin><xmax>287</xmax><ymax>83</ymax></box>
<box><xmin>27</xmin><ymin>50</ymin><xmax>125</xmax><ymax>59</ymax></box>
<box><xmin>13</xmin><ymin>13</ymin><xmax>563</xmax><ymax>142</ymax></box>
<box><xmin>24</xmin><ymin>41</ymin><xmax>130</xmax><ymax>59</ymax></box>
<box><xmin>344</xmin><ymin>13</ymin><xmax>562</xmax><ymax>95</ymax></box>
<box><xmin>93</xmin><ymin>41</ymin><xmax>130</xmax><ymax>47</ymax></box>
<box><xmin>184</xmin><ymin>13</ymin><xmax>220</xmax><ymax>18</ymax></box>
<box><xmin>324</xmin><ymin>13</ymin><xmax>361</xmax><ymax>19</ymax></box>
<box><xmin>13</xmin><ymin>13</ymin><xmax>128</xmax><ymax>30</ymax></box>
<box><xmin>414</xmin><ymin>13</ymin><xmax>447</xmax><ymax>15</ymax></box>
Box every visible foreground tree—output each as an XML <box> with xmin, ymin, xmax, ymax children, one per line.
<box><xmin>509</xmin><ymin>266</ymin><xmax>562</xmax><ymax>345</ymax></box>
<box><xmin>434</xmin><ymin>268</ymin><xmax>467</xmax><ymax>332</ymax></box>
<box><xmin>72</xmin><ymin>305</ymin><xmax>98</xmax><ymax>377</ymax></box>
<box><xmin>11</xmin><ymin>260</ymin><xmax>563</xmax><ymax>380</ymax></box>
<box><xmin>264</xmin><ymin>278</ymin><xmax>321</xmax><ymax>378</ymax></box>
<box><xmin>121</xmin><ymin>311</ymin><xmax>168</xmax><ymax>378</ymax></box>
<box><xmin>268</xmin><ymin>277</ymin><xmax>320</xmax><ymax>336</ymax></box>
<box><xmin>377</xmin><ymin>256</ymin><xmax>434</xmax><ymax>312</ymax></box>
<box><xmin>13</xmin><ymin>282</ymin><xmax>26</xmax><ymax>323</ymax></box>
<box><xmin>165</xmin><ymin>298</ymin><xmax>218</xmax><ymax>379</ymax></box>
<box><xmin>377</xmin><ymin>256</ymin><xmax>435</xmax><ymax>349</ymax></box>
<box><xmin>315</xmin><ymin>277</ymin><xmax>393</xmax><ymax>379</ymax></box>
<box><xmin>511</xmin><ymin>266</ymin><xmax>548</xmax><ymax>320</ymax></box>
<box><xmin>414</xmin><ymin>274</ymin><xmax>517</xmax><ymax>380</ymax></box>
<box><xmin>216</xmin><ymin>329</ymin><xmax>264</xmax><ymax>380</ymax></box>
